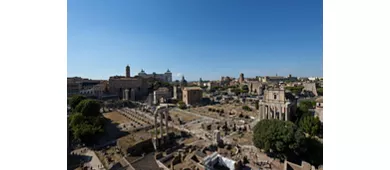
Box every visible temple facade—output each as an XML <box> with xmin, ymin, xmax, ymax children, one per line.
<box><xmin>258</xmin><ymin>87</ymin><xmax>297</xmax><ymax>121</ymax></box>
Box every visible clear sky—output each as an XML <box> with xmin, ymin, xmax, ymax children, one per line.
<box><xmin>68</xmin><ymin>0</ymin><xmax>323</xmax><ymax>81</ymax></box>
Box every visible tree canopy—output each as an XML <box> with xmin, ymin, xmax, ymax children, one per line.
<box><xmin>242</xmin><ymin>105</ymin><xmax>252</xmax><ymax>111</ymax></box>
<box><xmin>292</xmin><ymin>100</ymin><xmax>316</xmax><ymax>124</ymax></box>
<box><xmin>317</xmin><ymin>88</ymin><xmax>323</xmax><ymax>96</ymax></box>
<box><xmin>252</xmin><ymin>119</ymin><xmax>323</xmax><ymax>166</ymax></box>
<box><xmin>253</xmin><ymin>119</ymin><xmax>305</xmax><ymax>160</ymax></box>
<box><xmin>69</xmin><ymin>95</ymin><xmax>86</xmax><ymax>110</ymax></box>
<box><xmin>177</xmin><ymin>101</ymin><xmax>186</xmax><ymax>109</ymax></box>
<box><xmin>299</xmin><ymin>116</ymin><xmax>321</xmax><ymax>137</ymax></box>
<box><xmin>285</xmin><ymin>86</ymin><xmax>304</xmax><ymax>95</ymax></box>
<box><xmin>241</xmin><ymin>85</ymin><xmax>249</xmax><ymax>93</ymax></box>
<box><xmin>75</xmin><ymin>99</ymin><xmax>101</xmax><ymax>117</ymax></box>
<box><xmin>68</xmin><ymin>99</ymin><xmax>105</xmax><ymax>145</ymax></box>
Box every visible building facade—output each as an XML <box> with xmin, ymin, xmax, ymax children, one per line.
<box><xmin>153</xmin><ymin>87</ymin><xmax>172</xmax><ymax>104</ymax></box>
<box><xmin>137</xmin><ymin>69</ymin><xmax>172</xmax><ymax>83</ymax></box>
<box><xmin>79</xmin><ymin>82</ymin><xmax>106</xmax><ymax>98</ymax></box>
<box><xmin>258</xmin><ymin>88</ymin><xmax>297</xmax><ymax>121</ymax></box>
<box><xmin>108</xmin><ymin>65</ymin><xmax>150</xmax><ymax>101</ymax></box>
<box><xmin>182</xmin><ymin>87</ymin><xmax>203</xmax><ymax>106</ymax></box>
<box><xmin>67</xmin><ymin>77</ymin><xmax>103</xmax><ymax>97</ymax></box>
<box><xmin>243</xmin><ymin>81</ymin><xmax>265</xmax><ymax>95</ymax></box>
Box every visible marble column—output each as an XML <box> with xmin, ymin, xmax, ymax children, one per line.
<box><xmin>269</xmin><ymin>106</ymin><xmax>272</xmax><ymax>119</ymax></box>
<box><xmin>267</xmin><ymin>105</ymin><xmax>270</xmax><ymax>119</ymax></box>
<box><xmin>285</xmin><ymin>106</ymin><xmax>288</xmax><ymax>121</ymax></box>
<box><xmin>262</xmin><ymin>105</ymin><xmax>265</xmax><ymax>120</ymax></box>
<box><xmin>165</xmin><ymin>111</ymin><xmax>169</xmax><ymax>141</ymax></box>
<box><xmin>154</xmin><ymin>114</ymin><xmax>158</xmax><ymax>146</ymax></box>
<box><xmin>279</xmin><ymin>106</ymin><xmax>283</xmax><ymax>120</ymax></box>
<box><xmin>160</xmin><ymin>114</ymin><xmax>164</xmax><ymax>145</ymax></box>
<box><xmin>272</xmin><ymin>105</ymin><xmax>276</xmax><ymax>119</ymax></box>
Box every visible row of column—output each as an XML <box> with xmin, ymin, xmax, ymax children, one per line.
<box><xmin>259</xmin><ymin>104</ymin><xmax>289</xmax><ymax>121</ymax></box>
<box><xmin>154</xmin><ymin>111</ymin><xmax>169</xmax><ymax>148</ymax></box>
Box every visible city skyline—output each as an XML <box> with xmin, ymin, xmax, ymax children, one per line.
<box><xmin>68</xmin><ymin>0</ymin><xmax>323</xmax><ymax>81</ymax></box>
<box><xmin>67</xmin><ymin>64</ymin><xmax>322</xmax><ymax>82</ymax></box>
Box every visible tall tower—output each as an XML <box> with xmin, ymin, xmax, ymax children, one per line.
<box><xmin>239</xmin><ymin>73</ymin><xmax>245</xmax><ymax>83</ymax></box>
<box><xmin>126</xmin><ymin>65</ymin><xmax>130</xmax><ymax>78</ymax></box>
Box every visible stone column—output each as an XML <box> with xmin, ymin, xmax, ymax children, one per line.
<box><xmin>165</xmin><ymin>110</ymin><xmax>169</xmax><ymax>141</ymax></box>
<box><xmin>259</xmin><ymin>105</ymin><xmax>262</xmax><ymax>121</ymax></box>
<box><xmin>267</xmin><ymin>105</ymin><xmax>271</xmax><ymax>119</ymax></box>
<box><xmin>160</xmin><ymin>114</ymin><xmax>164</xmax><ymax>145</ymax></box>
<box><xmin>275</xmin><ymin>106</ymin><xmax>278</xmax><ymax>120</ymax></box>
<box><xmin>263</xmin><ymin>105</ymin><xmax>266</xmax><ymax>120</ymax></box>
<box><xmin>154</xmin><ymin>114</ymin><xmax>158</xmax><ymax>147</ymax></box>
<box><xmin>279</xmin><ymin>106</ymin><xmax>283</xmax><ymax>120</ymax></box>
<box><xmin>285</xmin><ymin>106</ymin><xmax>289</xmax><ymax>121</ymax></box>
<box><xmin>260</xmin><ymin>105</ymin><xmax>263</xmax><ymax>120</ymax></box>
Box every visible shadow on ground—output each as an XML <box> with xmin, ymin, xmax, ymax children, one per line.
<box><xmin>96</xmin><ymin>117</ymin><xmax>130</xmax><ymax>145</ymax></box>
<box><xmin>67</xmin><ymin>154</ymin><xmax>92</xmax><ymax>170</ymax></box>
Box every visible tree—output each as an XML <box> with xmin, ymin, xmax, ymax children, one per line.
<box><xmin>242</xmin><ymin>105</ymin><xmax>252</xmax><ymax>111</ymax></box>
<box><xmin>293</xmin><ymin>100</ymin><xmax>316</xmax><ymax>124</ymax></box>
<box><xmin>75</xmin><ymin>99</ymin><xmax>101</xmax><ymax>117</ymax></box>
<box><xmin>299</xmin><ymin>116</ymin><xmax>321</xmax><ymax>137</ymax></box>
<box><xmin>241</xmin><ymin>85</ymin><xmax>249</xmax><ymax>94</ymax></box>
<box><xmin>300</xmin><ymin>138</ymin><xmax>323</xmax><ymax>167</ymax></box>
<box><xmin>317</xmin><ymin>88</ymin><xmax>323</xmax><ymax>96</ymax></box>
<box><xmin>253</xmin><ymin>119</ymin><xmax>305</xmax><ymax>160</ymax></box>
<box><xmin>70</xmin><ymin>95</ymin><xmax>86</xmax><ymax>110</ymax></box>
<box><xmin>68</xmin><ymin>112</ymin><xmax>104</xmax><ymax>144</ymax></box>
<box><xmin>177</xmin><ymin>101</ymin><xmax>186</xmax><ymax>109</ymax></box>
<box><xmin>285</xmin><ymin>86</ymin><xmax>304</xmax><ymax>95</ymax></box>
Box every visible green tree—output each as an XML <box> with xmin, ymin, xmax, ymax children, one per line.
<box><xmin>69</xmin><ymin>112</ymin><xmax>86</xmax><ymax>127</ymax></box>
<box><xmin>253</xmin><ymin>119</ymin><xmax>305</xmax><ymax>160</ymax></box>
<box><xmin>299</xmin><ymin>116</ymin><xmax>321</xmax><ymax>137</ymax></box>
<box><xmin>242</xmin><ymin>105</ymin><xmax>252</xmax><ymax>111</ymax></box>
<box><xmin>68</xmin><ymin>112</ymin><xmax>104</xmax><ymax>144</ymax></box>
<box><xmin>300</xmin><ymin>138</ymin><xmax>323</xmax><ymax>167</ymax></box>
<box><xmin>70</xmin><ymin>95</ymin><xmax>86</xmax><ymax>110</ymax></box>
<box><xmin>293</xmin><ymin>100</ymin><xmax>316</xmax><ymax>123</ymax></box>
<box><xmin>177</xmin><ymin>101</ymin><xmax>186</xmax><ymax>109</ymax></box>
<box><xmin>285</xmin><ymin>86</ymin><xmax>304</xmax><ymax>95</ymax></box>
<box><xmin>75</xmin><ymin>99</ymin><xmax>101</xmax><ymax>117</ymax></box>
<box><xmin>241</xmin><ymin>85</ymin><xmax>249</xmax><ymax>93</ymax></box>
<box><xmin>317</xmin><ymin>88</ymin><xmax>323</xmax><ymax>96</ymax></box>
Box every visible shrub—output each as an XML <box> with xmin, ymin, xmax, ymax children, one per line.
<box><xmin>242</xmin><ymin>105</ymin><xmax>252</xmax><ymax>111</ymax></box>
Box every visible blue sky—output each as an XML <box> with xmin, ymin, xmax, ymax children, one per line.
<box><xmin>68</xmin><ymin>0</ymin><xmax>322</xmax><ymax>81</ymax></box>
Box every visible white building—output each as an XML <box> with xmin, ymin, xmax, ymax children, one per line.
<box><xmin>137</xmin><ymin>69</ymin><xmax>172</xmax><ymax>82</ymax></box>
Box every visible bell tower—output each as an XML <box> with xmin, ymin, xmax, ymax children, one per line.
<box><xmin>126</xmin><ymin>65</ymin><xmax>130</xmax><ymax>78</ymax></box>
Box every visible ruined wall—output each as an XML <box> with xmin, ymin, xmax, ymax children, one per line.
<box><xmin>302</xmin><ymin>83</ymin><xmax>318</xmax><ymax>96</ymax></box>
<box><xmin>109</xmin><ymin>78</ymin><xmax>149</xmax><ymax>100</ymax></box>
